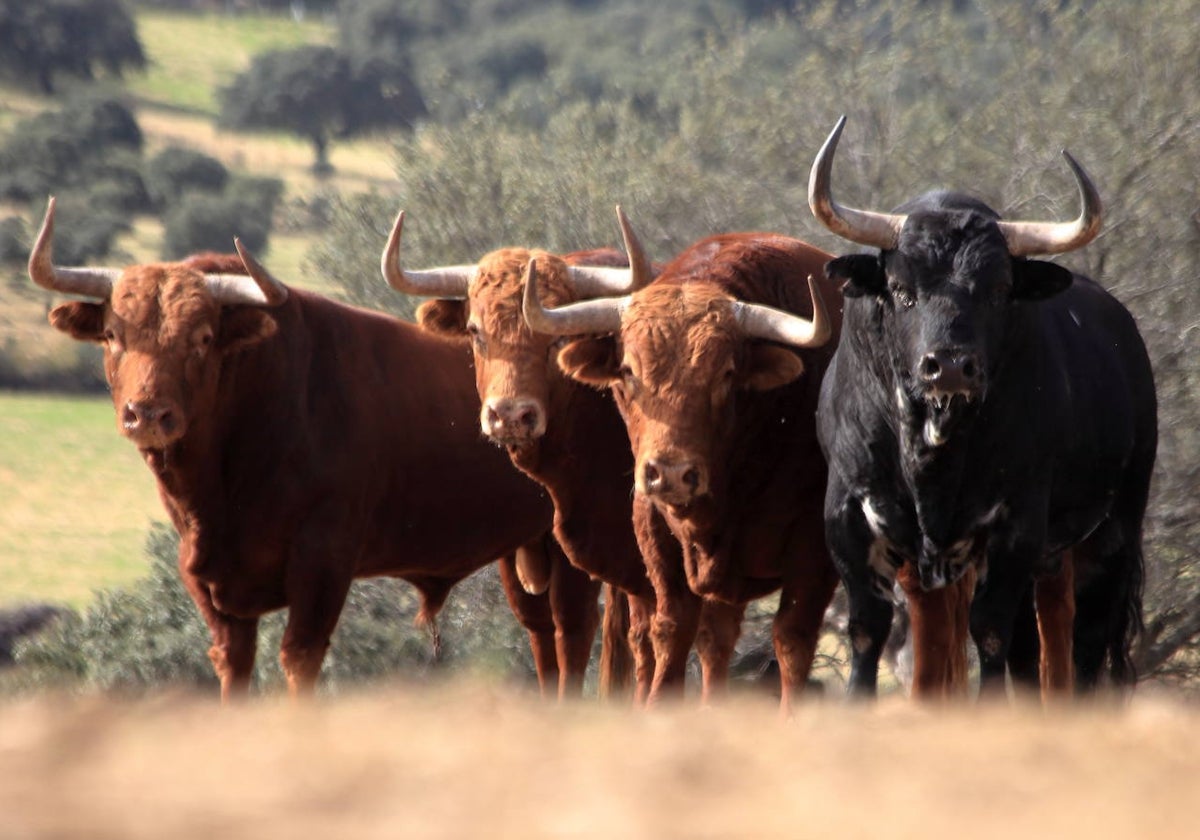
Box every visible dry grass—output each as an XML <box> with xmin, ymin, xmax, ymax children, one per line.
<box><xmin>0</xmin><ymin>685</ymin><xmax>1197</xmax><ymax>839</ymax></box>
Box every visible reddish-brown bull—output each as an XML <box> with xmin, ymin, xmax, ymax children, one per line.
<box><xmin>28</xmin><ymin>198</ymin><xmax>600</xmax><ymax>701</ymax></box>
<box><xmin>523</xmin><ymin>214</ymin><xmax>843</xmax><ymax>710</ymax></box>
<box><xmin>381</xmin><ymin>212</ymin><xmax>747</xmax><ymax>704</ymax></box>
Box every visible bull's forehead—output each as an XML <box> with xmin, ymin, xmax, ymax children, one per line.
<box><xmin>471</xmin><ymin>248</ymin><xmax>573</xmax><ymax>341</ymax></box>
<box><xmin>894</xmin><ymin>209</ymin><xmax>1010</xmax><ymax>287</ymax></box>
<box><xmin>111</xmin><ymin>266</ymin><xmax>218</xmax><ymax>345</ymax></box>
<box><xmin>622</xmin><ymin>284</ymin><xmax>740</xmax><ymax>385</ymax></box>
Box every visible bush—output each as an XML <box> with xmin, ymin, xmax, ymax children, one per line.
<box><xmin>145</xmin><ymin>147</ymin><xmax>229</xmax><ymax>210</ymax></box>
<box><xmin>2</xmin><ymin>524</ymin><xmax>543</xmax><ymax>696</ymax></box>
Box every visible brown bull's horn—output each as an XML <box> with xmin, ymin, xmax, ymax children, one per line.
<box><xmin>616</xmin><ymin>205</ymin><xmax>654</xmax><ymax>291</ymax></box>
<box><xmin>27</xmin><ymin>197</ymin><xmax>120</xmax><ymax>299</ymax></box>
<box><xmin>523</xmin><ymin>257</ymin><xmax>629</xmax><ymax>336</ymax></box>
<box><xmin>381</xmin><ymin>210</ymin><xmax>474</xmax><ymax>299</ymax></box>
<box><xmin>732</xmin><ymin>275</ymin><xmax>831</xmax><ymax>348</ymax></box>
<box><xmin>808</xmin><ymin>116</ymin><xmax>906</xmax><ymax>250</ymax></box>
<box><xmin>997</xmin><ymin>150</ymin><xmax>1103</xmax><ymax>256</ymax></box>
<box><xmin>217</xmin><ymin>239</ymin><xmax>289</xmax><ymax>307</ymax></box>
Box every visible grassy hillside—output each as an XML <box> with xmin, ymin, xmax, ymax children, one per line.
<box><xmin>0</xmin><ymin>392</ymin><xmax>161</xmax><ymax>609</ymax></box>
<box><xmin>127</xmin><ymin>11</ymin><xmax>334</xmax><ymax>116</ymax></box>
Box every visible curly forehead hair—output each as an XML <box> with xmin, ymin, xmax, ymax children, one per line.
<box><xmin>110</xmin><ymin>264</ymin><xmax>219</xmax><ymax>344</ymax></box>
<box><xmin>471</xmin><ymin>248</ymin><xmax>575</xmax><ymax>340</ymax></box>
<box><xmin>625</xmin><ymin>283</ymin><xmax>740</xmax><ymax>382</ymax></box>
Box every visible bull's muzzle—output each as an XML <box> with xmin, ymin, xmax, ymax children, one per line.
<box><xmin>918</xmin><ymin>348</ymin><xmax>983</xmax><ymax>398</ymax></box>
<box><xmin>481</xmin><ymin>396</ymin><xmax>546</xmax><ymax>446</ymax></box>
<box><xmin>121</xmin><ymin>399</ymin><xmax>182</xmax><ymax>448</ymax></box>
<box><xmin>638</xmin><ymin>455</ymin><xmax>708</xmax><ymax>506</ymax></box>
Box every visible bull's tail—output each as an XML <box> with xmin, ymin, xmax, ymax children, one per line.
<box><xmin>597</xmin><ymin>584</ymin><xmax>633</xmax><ymax>700</ymax></box>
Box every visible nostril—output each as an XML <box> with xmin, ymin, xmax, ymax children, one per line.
<box><xmin>484</xmin><ymin>406</ymin><xmax>502</xmax><ymax>429</ymax></box>
<box><xmin>122</xmin><ymin>403</ymin><xmax>141</xmax><ymax>429</ymax></box>
<box><xmin>962</xmin><ymin>359</ymin><xmax>978</xmax><ymax>380</ymax></box>
<box><xmin>517</xmin><ymin>408</ymin><xmax>538</xmax><ymax>430</ymax></box>
<box><xmin>919</xmin><ymin>354</ymin><xmax>941</xmax><ymax>380</ymax></box>
<box><xmin>643</xmin><ymin>463</ymin><xmax>661</xmax><ymax>488</ymax></box>
<box><xmin>158</xmin><ymin>410</ymin><xmax>175</xmax><ymax>434</ymax></box>
<box><xmin>681</xmin><ymin>467</ymin><xmax>699</xmax><ymax>490</ymax></box>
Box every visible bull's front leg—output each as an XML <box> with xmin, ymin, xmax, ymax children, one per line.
<box><xmin>546</xmin><ymin>539</ymin><xmax>601</xmax><ymax>700</ymax></box>
<box><xmin>180</xmin><ymin>569</ymin><xmax>259</xmax><ymax>702</ymax></box>
<box><xmin>826</xmin><ymin>501</ymin><xmax>894</xmax><ymax>699</ymax></box>
<box><xmin>694</xmin><ymin>599</ymin><xmax>745</xmax><ymax>705</ymax></box>
<box><xmin>634</xmin><ymin>497</ymin><xmax>701</xmax><ymax>707</ymax></box>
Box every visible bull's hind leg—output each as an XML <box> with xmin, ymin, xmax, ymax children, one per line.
<box><xmin>694</xmin><ymin>599</ymin><xmax>745</xmax><ymax>705</ymax></box>
<box><xmin>182</xmin><ymin>571</ymin><xmax>258</xmax><ymax>702</ymax></box>
<box><xmin>498</xmin><ymin>552</ymin><xmax>559</xmax><ymax>698</ymax></box>
<box><xmin>774</xmin><ymin>565</ymin><xmax>839</xmax><ymax>713</ymax></box>
<box><xmin>1035</xmin><ymin>553</ymin><xmax>1075</xmax><ymax>700</ymax></box>
<box><xmin>1073</xmin><ymin>453</ymin><xmax>1152</xmax><ymax>696</ymax></box>
<box><xmin>598</xmin><ymin>585</ymin><xmax>634</xmax><ymax>701</ymax></box>
<box><xmin>547</xmin><ymin>539</ymin><xmax>601</xmax><ymax>700</ymax></box>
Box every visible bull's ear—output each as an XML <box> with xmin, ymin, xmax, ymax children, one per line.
<box><xmin>1011</xmin><ymin>259</ymin><xmax>1073</xmax><ymax>301</ymax></box>
<box><xmin>557</xmin><ymin>337</ymin><xmax>620</xmax><ymax>386</ymax></box>
<box><xmin>825</xmin><ymin>255</ymin><xmax>884</xmax><ymax>298</ymax></box>
<box><xmin>49</xmin><ymin>302</ymin><xmax>106</xmax><ymax>342</ymax></box>
<box><xmin>743</xmin><ymin>344</ymin><xmax>805</xmax><ymax>391</ymax></box>
<box><xmin>416</xmin><ymin>299</ymin><xmax>468</xmax><ymax>336</ymax></box>
<box><xmin>217</xmin><ymin>309</ymin><xmax>277</xmax><ymax>355</ymax></box>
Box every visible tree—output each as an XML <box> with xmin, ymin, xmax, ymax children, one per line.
<box><xmin>218</xmin><ymin>45</ymin><xmax>425</xmax><ymax>174</ymax></box>
<box><xmin>0</xmin><ymin>0</ymin><xmax>145</xmax><ymax>94</ymax></box>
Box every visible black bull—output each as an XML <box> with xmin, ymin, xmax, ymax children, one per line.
<box><xmin>810</xmin><ymin>117</ymin><xmax>1157</xmax><ymax>696</ymax></box>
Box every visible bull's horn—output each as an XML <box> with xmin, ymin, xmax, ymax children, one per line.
<box><xmin>27</xmin><ymin>197</ymin><xmax>120</xmax><ymax>299</ymax></box>
<box><xmin>216</xmin><ymin>238</ymin><xmax>289</xmax><ymax>306</ymax></box>
<box><xmin>808</xmin><ymin>116</ymin><xmax>906</xmax><ymax>250</ymax></box>
<box><xmin>564</xmin><ymin>265</ymin><xmax>638</xmax><ymax>297</ymax></box>
<box><xmin>616</xmin><ymin>205</ymin><xmax>654</xmax><ymax>291</ymax></box>
<box><xmin>524</xmin><ymin>257</ymin><xmax>628</xmax><ymax>336</ymax></box>
<box><xmin>732</xmin><ymin>275</ymin><xmax>831</xmax><ymax>348</ymax></box>
<box><xmin>381</xmin><ymin>210</ymin><xmax>474</xmax><ymax>299</ymax></box>
<box><xmin>997</xmin><ymin>150</ymin><xmax>1103</xmax><ymax>256</ymax></box>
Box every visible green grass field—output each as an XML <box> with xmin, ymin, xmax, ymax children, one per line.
<box><xmin>0</xmin><ymin>392</ymin><xmax>162</xmax><ymax>609</ymax></box>
<box><xmin>127</xmin><ymin>11</ymin><xmax>334</xmax><ymax>116</ymax></box>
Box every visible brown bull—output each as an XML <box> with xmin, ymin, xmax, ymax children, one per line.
<box><xmin>29</xmin><ymin>198</ymin><xmax>600</xmax><ymax>700</ymax></box>
<box><xmin>523</xmin><ymin>214</ymin><xmax>843</xmax><ymax>710</ymax></box>
<box><xmin>381</xmin><ymin>211</ymin><xmax>747</xmax><ymax>704</ymax></box>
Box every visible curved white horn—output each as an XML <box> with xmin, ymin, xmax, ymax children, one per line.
<box><xmin>732</xmin><ymin>275</ymin><xmax>831</xmax><ymax>348</ymax></box>
<box><xmin>998</xmin><ymin>150</ymin><xmax>1103</xmax><ymax>256</ymax></box>
<box><xmin>209</xmin><ymin>238</ymin><xmax>290</xmax><ymax>307</ymax></box>
<box><xmin>381</xmin><ymin>210</ymin><xmax>474</xmax><ymax>299</ymax></box>
<box><xmin>808</xmin><ymin>116</ymin><xmax>906</xmax><ymax>250</ymax></box>
<box><xmin>523</xmin><ymin>258</ymin><xmax>628</xmax><ymax>336</ymax></box>
<box><xmin>27</xmin><ymin>197</ymin><xmax>119</xmax><ymax>299</ymax></box>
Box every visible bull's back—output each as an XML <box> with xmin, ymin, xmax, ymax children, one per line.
<box><xmin>241</xmin><ymin>291</ymin><xmax>553</xmax><ymax>578</ymax></box>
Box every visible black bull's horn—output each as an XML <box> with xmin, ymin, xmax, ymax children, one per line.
<box><xmin>28</xmin><ymin>197</ymin><xmax>288</xmax><ymax>306</ymax></box>
<box><xmin>808</xmin><ymin>115</ymin><xmax>1102</xmax><ymax>256</ymax></box>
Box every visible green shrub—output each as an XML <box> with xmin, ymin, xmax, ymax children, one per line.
<box><xmin>145</xmin><ymin>147</ymin><xmax>230</xmax><ymax>211</ymax></box>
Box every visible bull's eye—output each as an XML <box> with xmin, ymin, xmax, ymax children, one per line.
<box><xmin>890</xmin><ymin>286</ymin><xmax>916</xmax><ymax>309</ymax></box>
<box><xmin>466</xmin><ymin>323</ymin><xmax>486</xmax><ymax>353</ymax></box>
<box><xmin>618</xmin><ymin>364</ymin><xmax>640</xmax><ymax>394</ymax></box>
